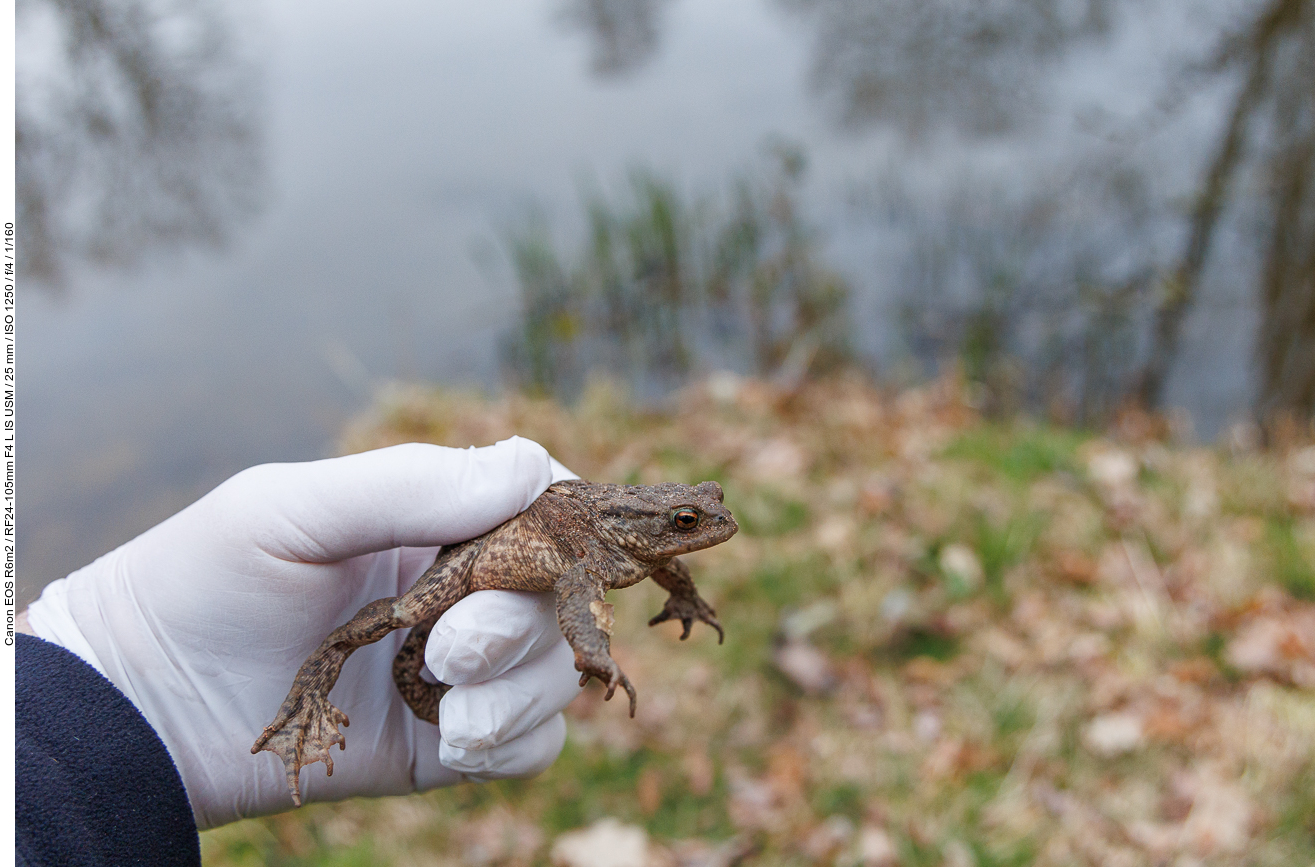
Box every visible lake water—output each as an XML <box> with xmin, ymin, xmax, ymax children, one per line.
<box><xmin>19</xmin><ymin>0</ymin><xmax>1253</xmax><ymax>604</ymax></box>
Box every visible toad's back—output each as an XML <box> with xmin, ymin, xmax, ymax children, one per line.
<box><xmin>465</xmin><ymin>496</ymin><xmax>577</xmax><ymax>592</ymax></box>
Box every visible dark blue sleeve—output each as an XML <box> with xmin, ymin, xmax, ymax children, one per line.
<box><xmin>16</xmin><ymin>633</ymin><xmax>201</xmax><ymax>867</ymax></box>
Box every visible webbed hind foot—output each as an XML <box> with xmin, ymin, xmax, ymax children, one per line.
<box><xmin>251</xmin><ymin>689</ymin><xmax>350</xmax><ymax>806</ymax></box>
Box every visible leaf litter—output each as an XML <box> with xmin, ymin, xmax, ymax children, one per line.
<box><xmin>202</xmin><ymin>374</ymin><xmax>1315</xmax><ymax>867</ymax></box>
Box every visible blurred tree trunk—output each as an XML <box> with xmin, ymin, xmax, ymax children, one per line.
<box><xmin>1137</xmin><ymin>0</ymin><xmax>1315</xmax><ymax>425</ymax></box>
<box><xmin>1254</xmin><ymin>89</ymin><xmax>1315</xmax><ymax>423</ymax></box>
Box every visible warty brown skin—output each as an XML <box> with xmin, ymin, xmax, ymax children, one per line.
<box><xmin>252</xmin><ymin>478</ymin><xmax>738</xmax><ymax>805</ymax></box>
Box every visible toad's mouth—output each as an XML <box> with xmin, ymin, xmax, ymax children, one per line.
<box><xmin>673</xmin><ymin>514</ymin><xmax>738</xmax><ymax>554</ymax></box>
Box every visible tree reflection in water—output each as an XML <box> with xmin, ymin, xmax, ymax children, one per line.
<box><xmin>559</xmin><ymin>0</ymin><xmax>673</xmax><ymax>77</ymax></box>
<box><xmin>784</xmin><ymin>0</ymin><xmax>1113</xmax><ymax>136</ymax></box>
<box><xmin>786</xmin><ymin>0</ymin><xmax>1314</xmax><ymax>427</ymax></box>
<box><xmin>1142</xmin><ymin>0</ymin><xmax>1315</xmax><ymax>429</ymax></box>
<box><xmin>16</xmin><ymin>0</ymin><xmax>263</xmax><ymax>286</ymax></box>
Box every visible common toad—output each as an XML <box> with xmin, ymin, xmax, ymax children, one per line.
<box><xmin>252</xmin><ymin>479</ymin><xmax>737</xmax><ymax>804</ymax></box>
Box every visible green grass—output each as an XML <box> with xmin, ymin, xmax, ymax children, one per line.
<box><xmin>811</xmin><ymin>782</ymin><xmax>865</xmax><ymax>822</ymax></box>
<box><xmin>733</xmin><ymin>556</ymin><xmax>837</xmax><ymax>610</ymax></box>
<box><xmin>1203</xmin><ymin>631</ymin><xmax>1243</xmax><ymax>681</ymax></box>
<box><xmin>645</xmin><ymin>781</ymin><xmax>733</xmax><ymax>840</ymax></box>
<box><xmin>898</xmin><ymin>834</ymin><xmax>944</xmax><ymax>867</ymax></box>
<box><xmin>974</xmin><ymin>512</ymin><xmax>1046</xmax><ymax>598</ymax></box>
<box><xmin>314</xmin><ymin>843</ymin><xmax>379</xmax><ymax>867</ymax></box>
<box><xmin>730</xmin><ymin>487</ymin><xmax>810</xmax><ymax>537</ymax></box>
<box><xmin>970</xmin><ymin>838</ymin><xmax>1037</xmax><ymax>867</ymax></box>
<box><xmin>540</xmin><ymin>744</ymin><xmax>653</xmax><ymax>832</ymax></box>
<box><xmin>992</xmin><ymin>693</ymin><xmax>1036</xmax><ymax>740</ymax></box>
<box><xmin>942</xmin><ymin>425</ymin><xmax>1084</xmax><ymax>485</ymax></box>
<box><xmin>654</xmin><ymin>446</ymin><xmax>731</xmax><ymax>486</ymax></box>
<box><xmin>885</xmin><ymin>626</ymin><xmax>962</xmax><ymax>662</ymax></box>
<box><xmin>1273</xmin><ymin>762</ymin><xmax>1315</xmax><ymax>855</ymax></box>
<box><xmin>538</xmin><ymin>743</ymin><xmax>731</xmax><ymax>839</ymax></box>
<box><xmin>1266</xmin><ymin>518</ymin><xmax>1315</xmax><ymax>599</ymax></box>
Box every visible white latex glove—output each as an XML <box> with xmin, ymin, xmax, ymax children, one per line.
<box><xmin>26</xmin><ymin>438</ymin><xmax>584</xmax><ymax>830</ymax></box>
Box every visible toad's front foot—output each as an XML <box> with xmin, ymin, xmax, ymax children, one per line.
<box><xmin>649</xmin><ymin>595</ymin><xmax>724</xmax><ymax>644</ymax></box>
<box><xmin>251</xmin><ymin>690</ymin><xmax>350</xmax><ymax>807</ymax></box>
<box><xmin>575</xmin><ymin>655</ymin><xmax>637</xmax><ymax>718</ymax></box>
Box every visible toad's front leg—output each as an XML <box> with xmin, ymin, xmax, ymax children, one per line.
<box><xmin>555</xmin><ymin>561</ymin><xmax>636</xmax><ymax>716</ymax></box>
<box><xmin>648</xmin><ymin>557</ymin><xmax>724</xmax><ymax>643</ymax></box>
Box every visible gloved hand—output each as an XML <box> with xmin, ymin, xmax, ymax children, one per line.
<box><xmin>25</xmin><ymin>437</ymin><xmax>584</xmax><ymax>830</ymax></box>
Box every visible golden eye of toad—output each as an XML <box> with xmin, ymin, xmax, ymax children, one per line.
<box><xmin>672</xmin><ymin>508</ymin><xmax>700</xmax><ymax>531</ymax></box>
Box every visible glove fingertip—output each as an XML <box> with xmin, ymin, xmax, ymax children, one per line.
<box><xmin>484</xmin><ymin>437</ymin><xmax>555</xmax><ymax>514</ymax></box>
<box><xmin>439</xmin><ymin>713</ymin><xmax>566</xmax><ymax>780</ymax></box>
<box><xmin>548</xmin><ymin>455</ymin><xmax>580</xmax><ymax>483</ymax></box>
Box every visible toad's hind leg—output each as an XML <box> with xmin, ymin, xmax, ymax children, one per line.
<box><xmin>390</xmin><ymin>537</ymin><xmax>493</xmax><ymax>723</ymax></box>
<box><xmin>253</xmin><ymin>537</ymin><xmax>483</xmax><ymax>805</ymax></box>
<box><xmin>251</xmin><ymin>595</ymin><xmax>420</xmax><ymax>805</ymax></box>
<box><xmin>392</xmin><ymin>616</ymin><xmax>447</xmax><ymax>723</ymax></box>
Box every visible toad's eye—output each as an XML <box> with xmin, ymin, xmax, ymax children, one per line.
<box><xmin>672</xmin><ymin>508</ymin><xmax>700</xmax><ymax>531</ymax></box>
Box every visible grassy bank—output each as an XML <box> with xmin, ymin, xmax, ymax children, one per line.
<box><xmin>202</xmin><ymin>375</ymin><xmax>1315</xmax><ymax>867</ymax></box>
